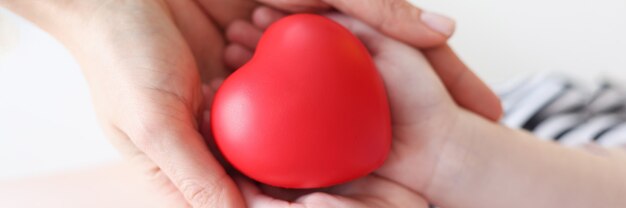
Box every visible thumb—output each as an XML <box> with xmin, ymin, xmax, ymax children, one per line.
<box><xmin>322</xmin><ymin>0</ymin><xmax>455</xmax><ymax>48</ymax></box>
<box><xmin>327</xmin><ymin>14</ymin><xmax>456</xmax><ymax>124</ymax></box>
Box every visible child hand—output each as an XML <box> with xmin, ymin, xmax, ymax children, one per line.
<box><xmin>221</xmin><ymin>6</ymin><xmax>488</xmax><ymax>206</ymax></box>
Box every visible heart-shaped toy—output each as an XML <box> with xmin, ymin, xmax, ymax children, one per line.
<box><xmin>212</xmin><ymin>14</ymin><xmax>391</xmax><ymax>188</ymax></box>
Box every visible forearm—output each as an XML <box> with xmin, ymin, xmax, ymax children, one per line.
<box><xmin>0</xmin><ymin>0</ymin><xmax>126</xmax><ymax>47</ymax></box>
<box><xmin>0</xmin><ymin>162</ymin><xmax>170</xmax><ymax>208</ymax></box>
<box><xmin>1</xmin><ymin>0</ymin><xmax>76</xmax><ymax>32</ymax></box>
<box><xmin>429</xmin><ymin>109</ymin><xmax>626</xmax><ymax>208</ymax></box>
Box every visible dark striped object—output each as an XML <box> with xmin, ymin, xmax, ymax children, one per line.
<box><xmin>496</xmin><ymin>73</ymin><xmax>626</xmax><ymax>147</ymax></box>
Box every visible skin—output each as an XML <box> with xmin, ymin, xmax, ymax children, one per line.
<box><xmin>256</xmin><ymin>0</ymin><xmax>450</xmax><ymax>47</ymax></box>
<box><xmin>0</xmin><ymin>162</ymin><xmax>181</xmax><ymax>208</ymax></box>
<box><xmin>3</xmin><ymin>2</ymin><xmax>625</xmax><ymax>207</ymax></box>
<box><xmin>0</xmin><ymin>0</ymin><xmax>502</xmax><ymax>207</ymax></box>
<box><xmin>228</xmin><ymin>7</ymin><xmax>626</xmax><ymax>208</ymax></box>
<box><xmin>1</xmin><ymin>0</ymin><xmax>256</xmax><ymax>207</ymax></box>
<box><xmin>223</xmin><ymin>9</ymin><xmax>451</xmax><ymax>206</ymax></box>
<box><xmin>224</xmin><ymin>8</ymin><xmax>460</xmax><ymax>207</ymax></box>
<box><xmin>254</xmin><ymin>0</ymin><xmax>503</xmax><ymax>121</ymax></box>
<box><xmin>0</xmin><ymin>11</ymin><xmax>441</xmax><ymax>208</ymax></box>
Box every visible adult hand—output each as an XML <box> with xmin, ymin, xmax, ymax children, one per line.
<box><xmin>253</xmin><ymin>0</ymin><xmax>503</xmax><ymax>121</ymax></box>
<box><xmin>1</xmin><ymin>0</ymin><xmax>257</xmax><ymax>207</ymax></box>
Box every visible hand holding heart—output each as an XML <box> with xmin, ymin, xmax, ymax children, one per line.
<box><xmin>214</xmin><ymin>14</ymin><xmax>395</xmax><ymax>189</ymax></box>
<box><xmin>221</xmin><ymin>7</ymin><xmax>626</xmax><ymax>208</ymax></box>
<box><xmin>2</xmin><ymin>0</ymin><xmax>501</xmax><ymax>207</ymax></box>
<box><xmin>217</xmin><ymin>8</ymin><xmax>472</xmax><ymax>207</ymax></box>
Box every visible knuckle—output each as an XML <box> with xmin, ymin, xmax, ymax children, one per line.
<box><xmin>386</xmin><ymin>0</ymin><xmax>411</xmax><ymax>12</ymax></box>
<box><xmin>129</xmin><ymin>119</ymin><xmax>169</xmax><ymax>151</ymax></box>
<box><xmin>377</xmin><ymin>1</ymin><xmax>399</xmax><ymax>30</ymax></box>
<box><xmin>379</xmin><ymin>0</ymin><xmax>420</xmax><ymax>32</ymax></box>
<box><xmin>126</xmin><ymin>90</ymin><xmax>201</xmax><ymax>151</ymax></box>
<box><xmin>127</xmin><ymin>114</ymin><xmax>189</xmax><ymax>152</ymax></box>
<box><xmin>179</xmin><ymin>174</ymin><xmax>230</xmax><ymax>208</ymax></box>
<box><xmin>180</xmin><ymin>179</ymin><xmax>219</xmax><ymax>207</ymax></box>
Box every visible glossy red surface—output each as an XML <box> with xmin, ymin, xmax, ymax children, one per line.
<box><xmin>212</xmin><ymin>14</ymin><xmax>391</xmax><ymax>188</ymax></box>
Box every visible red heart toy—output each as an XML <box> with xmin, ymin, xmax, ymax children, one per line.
<box><xmin>212</xmin><ymin>14</ymin><xmax>391</xmax><ymax>188</ymax></box>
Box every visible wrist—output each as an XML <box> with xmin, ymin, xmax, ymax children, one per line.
<box><xmin>424</xmin><ymin>109</ymin><xmax>626</xmax><ymax>208</ymax></box>
<box><xmin>423</xmin><ymin>108</ymin><xmax>515</xmax><ymax>206</ymax></box>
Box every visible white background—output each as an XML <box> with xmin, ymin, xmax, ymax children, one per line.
<box><xmin>1</xmin><ymin>0</ymin><xmax>626</xmax><ymax>180</ymax></box>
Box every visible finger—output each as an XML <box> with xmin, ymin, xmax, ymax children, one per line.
<box><xmin>325</xmin><ymin>14</ymin><xmax>389</xmax><ymax>53</ymax></box>
<box><xmin>329</xmin><ymin>12</ymin><xmax>501</xmax><ymax>121</ymax></box>
<box><xmin>235</xmin><ymin>177</ymin><xmax>292</xmax><ymax>208</ymax></box>
<box><xmin>329</xmin><ymin>175</ymin><xmax>430</xmax><ymax>208</ymax></box>
<box><xmin>294</xmin><ymin>192</ymin><xmax>361</xmax><ymax>207</ymax></box>
<box><xmin>252</xmin><ymin>6</ymin><xmax>288</xmax><ymax>29</ymax></box>
<box><xmin>259</xmin><ymin>184</ymin><xmax>330</xmax><ymax>202</ymax></box>
<box><xmin>423</xmin><ymin>45</ymin><xmax>504</xmax><ymax>121</ymax></box>
<box><xmin>327</xmin><ymin>14</ymin><xmax>453</xmax><ymax>124</ymax></box>
<box><xmin>102</xmin><ymin>126</ymin><xmax>191</xmax><ymax>207</ymax></box>
<box><xmin>196</xmin><ymin>0</ymin><xmax>258</xmax><ymax>27</ymax></box>
<box><xmin>251</xmin><ymin>7</ymin><xmax>499</xmax><ymax>121</ymax></box>
<box><xmin>322</xmin><ymin>0</ymin><xmax>454</xmax><ymax>48</ymax></box>
<box><xmin>226</xmin><ymin>20</ymin><xmax>264</xmax><ymax>50</ymax></box>
<box><xmin>256</xmin><ymin>0</ymin><xmax>331</xmax><ymax>12</ymax></box>
<box><xmin>224</xmin><ymin>43</ymin><xmax>254</xmax><ymax>70</ymax></box>
<box><xmin>166</xmin><ymin>0</ymin><xmax>227</xmax><ymax>81</ymax></box>
<box><xmin>126</xmin><ymin>121</ymin><xmax>244</xmax><ymax>208</ymax></box>
<box><xmin>200</xmin><ymin>85</ymin><xmax>234</xmax><ymax>173</ymax></box>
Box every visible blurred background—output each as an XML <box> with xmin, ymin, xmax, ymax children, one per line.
<box><xmin>1</xmin><ymin>0</ymin><xmax>626</xmax><ymax>180</ymax></box>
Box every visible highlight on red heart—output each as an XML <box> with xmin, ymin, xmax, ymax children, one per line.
<box><xmin>211</xmin><ymin>14</ymin><xmax>392</xmax><ymax>189</ymax></box>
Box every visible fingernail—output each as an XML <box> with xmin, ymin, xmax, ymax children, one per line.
<box><xmin>421</xmin><ymin>11</ymin><xmax>456</xmax><ymax>37</ymax></box>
